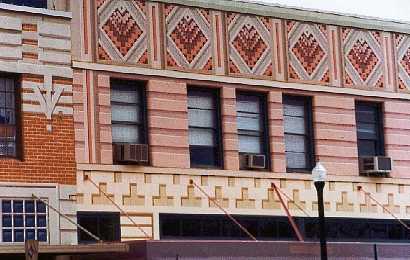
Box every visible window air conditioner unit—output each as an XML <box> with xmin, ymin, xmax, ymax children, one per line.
<box><xmin>359</xmin><ymin>156</ymin><xmax>392</xmax><ymax>177</ymax></box>
<box><xmin>247</xmin><ymin>154</ymin><xmax>266</xmax><ymax>169</ymax></box>
<box><xmin>113</xmin><ymin>144</ymin><xmax>148</xmax><ymax>164</ymax></box>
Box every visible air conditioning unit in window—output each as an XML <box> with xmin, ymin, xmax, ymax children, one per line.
<box><xmin>247</xmin><ymin>154</ymin><xmax>266</xmax><ymax>169</ymax></box>
<box><xmin>113</xmin><ymin>144</ymin><xmax>148</xmax><ymax>164</ymax></box>
<box><xmin>359</xmin><ymin>156</ymin><xmax>392</xmax><ymax>177</ymax></box>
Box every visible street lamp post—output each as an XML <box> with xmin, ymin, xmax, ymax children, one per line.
<box><xmin>312</xmin><ymin>162</ymin><xmax>328</xmax><ymax>260</ymax></box>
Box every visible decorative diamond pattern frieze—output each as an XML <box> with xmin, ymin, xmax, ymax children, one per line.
<box><xmin>395</xmin><ymin>34</ymin><xmax>410</xmax><ymax>91</ymax></box>
<box><xmin>343</xmin><ymin>28</ymin><xmax>384</xmax><ymax>88</ymax></box>
<box><xmin>227</xmin><ymin>13</ymin><xmax>273</xmax><ymax>77</ymax></box>
<box><xmin>97</xmin><ymin>0</ymin><xmax>148</xmax><ymax>64</ymax></box>
<box><xmin>165</xmin><ymin>4</ymin><xmax>212</xmax><ymax>72</ymax></box>
<box><xmin>287</xmin><ymin>21</ymin><xmax>329</xmax><ymax>83</ymax></box>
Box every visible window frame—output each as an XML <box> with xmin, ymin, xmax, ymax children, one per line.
<box><xmin>0</xmin><ymin>199</ymin><xmax>49</xmax><ymax>243</ymax></box>
<box><xmin>110</xmin><ymin>79</ymin><xmax>148</xmax><ymax>145</ymax></box>
<box><xmin>355</xmin><ymin>101</ymin><xmax>385</xmax><ymax>157</ymax></box>
<box><xmin>283</xmin><ymin>95</ymin><xmax>315</xmax><ymax>173</ymax></box>
<box><xmin>236</xmin><ymin>91</ymin><xmax>270</xmax><ymax>170</ymax></box>
<box><xmin>0</xmin><ymin>72</ymin><xmax>22</xmax><ymax>160</ymax></box>
<box><xmin>77</xmin><ymin>211</ymin><xmax>121</xmax><ymax>244</ymax></box>
<box><xmin>187</xmin><ymin>86</ymin><xmax>223</xmax><ymax>169</ymax></box>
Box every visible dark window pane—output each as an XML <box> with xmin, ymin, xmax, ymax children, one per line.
<box><xmin>2</xmin><ymin>200</ymin><xmax>11</xmax><ymax>213</ymax></box>
<box><xmin>36</xmin><ymin>201</ymin><xmax>46</xmax><ymax>213</ymax></box>
<box><xmin>14</xmin><ymin>215</ymin><xmax>23</xmax><ymax>227</ymax></box>
<box><xmin>2</xmin><ymin>215</ymin><xmax>12</xmax><ymax>227</ymax></box>
<box><xmin>190</xmin><ymin>146</ymin><xmax>218</xmax><ymax>167</ymax></box>
<box><xmin>37</xmin><ymin>215</ymin><xmax>47</xmax><ymax>227</ymax></box>
<box><xmin>38</xmin><ymin>229</ymin><xmax>47</xmax><ymax>242</ymax></box>
<box><xmin>25</xmin><ymin>200</ymin><xmax>35</xmax><ymax>213</ymax></box>
<box><xmin>25</xmin><ymin>215</ymin><xmax>35</xmax><ymax>227</ymax></box>
<box><xmin>77</xmin><ymin>212</ymin><xmax>120</xmax><ymax>243</ymax></box>
<box><xmin>13</xmin><ymin>201</ymin><xmax>23</xmax><ymax>213</ymax></box>
<box><xmin>0</xmin><ymin>0</ymin><xmax>47</xmax><ymax>8</ymax></box>
<box><xmin>2</xmin><ymin>230</ymin><xmax>12</xmax><ymax>242</ymax></box>
<box><xmin>14</xmin><ymin>230</ymin><xmax>24</xmax><ymax>242</ymax></box>
<box><xmin>25</xmin><ymin>229</ymin><xmax>35</xmax><ymax>240</ymax></box>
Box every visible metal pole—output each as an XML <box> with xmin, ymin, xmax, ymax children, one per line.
<box><xmin>271</xmin><ymin>183</ymin><xmax>304</xmax><ymax>242</ymax></box>
<box><xmin>314</xmin><ymin>181</ymin><xmax>327</xmax><ymax>260</ymax></box>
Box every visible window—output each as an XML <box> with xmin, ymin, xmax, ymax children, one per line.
<box><xmin>160</xmin><ymin>214</ymin><xmax>410</xmax><ymax>242</ymax></box>
<box><xmin>355</xmin><ymin>102</ymin><xmax>384</xmax><ymax>157</ymax></box>
<box><xmin>236</xmin><ymin>92</ymin><xmax>269</xmax><ymax>168</ymax></box>
<box><xmin>0</xmin><ymin>0</ymin><xmax>47</xmax><ymax>8</ymax></box>
<box><xmin>283</xmin><ymin>95</ymin><xmax>314</xmax><ymax>171</ymax></box>
<box><xmin>0</xmin><ymin>75</ymin><xmax>19</xmax><ymax>158</ymax></box>
<box><xmin>188</xmin><ymin>88</ymin><xmax>222</xmax><ymax>168</ymax></box>
<box><xmin>1</xmin><ymin>199</ymin><xmax>48</xmax><ymax>242</ymax></box>
<box><xmin>77</xmin><ymin>212</ymin><xmax>120</xmax><ymax>243</ymax></box>
<box><xmin>111</xmin><ymin>80</ymin><xmax>146</xmax><ymax>145</ymax></box>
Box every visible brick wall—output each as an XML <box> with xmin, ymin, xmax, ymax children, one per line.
<box><xmin>0</xmin><ymin>113</ymin><xmax>76</xmax><ymax>184</ymax></box>
<box><xmin>313</xmin><ymin>95</ymin><xmax>359</xmax><ymax>175</ymax></box>
<box><xmin>147</xmin><ymin>79</ymin><xmax>190</xmax><ymax>168</ymax></box>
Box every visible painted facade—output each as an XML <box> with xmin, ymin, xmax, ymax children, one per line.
<box><xmin>0</xmin><ymin>1</ymin><xmax>77</xmax><ymax>245</ymax></box>
<box><xmin>68</xmin><ymin>0</ymin><xmax>410</xmax><ymax>242</ymax></box>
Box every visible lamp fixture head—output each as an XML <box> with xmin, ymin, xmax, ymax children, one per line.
<box><xmin>312</xmin><ymin>161</ymin><xmax>327</xmax><ymax>183</ymax></box>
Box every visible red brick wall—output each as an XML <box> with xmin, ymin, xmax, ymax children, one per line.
<box><xmin>0</xmin><ymin>113</ymin><xmax>76</xmax><ymax>184</ymax></box>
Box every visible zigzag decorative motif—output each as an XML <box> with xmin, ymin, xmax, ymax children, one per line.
<box><xmin>287</xmin><ymin>22</ymin><xmax>330</xmax><ymax>83</ymax></box>
<box><xmin>165</xmin><ymin>4</ymin><xmax>212</xmax><ymax>72</ymax></box>
<box><xmin>97</xmin><ymin>0</ymin><xmax>148</xmax><ymax>65</ymax></box>
<box><xmin>395</xmin><ymin>34</ymin><xmax>410</xmax><ymax>91</ymax></box>
<box><xmin>343</xmin><ymin>28</ymin><xmax>384</xmax><ymax>88</ymax></box>
<box><xmin>227</xmin><ymin>13</ymin><xmax>273</xmax><ymax>77</ymax></box>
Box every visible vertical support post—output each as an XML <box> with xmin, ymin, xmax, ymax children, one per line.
<box><xmin>25</xmin><ymin>240</ymin><xmax>39</xmax><ymax>260</ymax></box>
<box><xmin>314</xmin><ymin>181</ymin><xmax>327</xmax><ymax>260</ymax></box>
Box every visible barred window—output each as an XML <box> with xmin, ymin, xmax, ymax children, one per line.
<box><xmin>1</xmin><ymin>199</ymin><xmax>48</xmax><ymax>242</ymax></box>
<box><xmin>0</xmin><ymin>76</ymin><xmax>18</xmax><ymax>158</ymax></box>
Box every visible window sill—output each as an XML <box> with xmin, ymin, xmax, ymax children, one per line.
<box><xmin>0</xmin><ymin>3</ymin><xmax>71</xmax><ymax>19</ymax></box>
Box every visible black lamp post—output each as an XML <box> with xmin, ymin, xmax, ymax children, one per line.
<box><xmin>312</xmin><ymin>162</ymin><xmax>328</xmax><ymax>260</ymax></box>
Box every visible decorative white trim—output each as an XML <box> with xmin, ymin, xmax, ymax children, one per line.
<box><xmin>0</xmin><ymin>3</ymin><xmax>71</xmax><ymax>19</ymax></box>
<box><xmin>73</xmin><ymin>61</ymin><xmax>410</xmax><ymax>101</ymax></box>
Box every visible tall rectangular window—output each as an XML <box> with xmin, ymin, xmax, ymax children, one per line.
<box><xmin>110</xmin><ymin>80</ymin><xmax>146</xmax><ymax>145</ymax></box>
<box><xmin>0</xmin><ymin>75</ymin><xmax>18</xmax><ymax>158</ymax></box>
<box><xmin>283</xmin><ymin>95</ymin><xmax>314</xmax><ymax>171</ymax></box>
<box><xmin>188</xmin><ymin>88</ymin><xmax>221</xmax><ymax>168</ymax></box>
<box><xmin>236</xmin><ymin>92</ymin><xmax>268</xmax><ymax>168</ymax></box>
<box><xmin>355</xmin><ymin>102</ymin><xmax>384</xmax><ymax>157</ymax></box>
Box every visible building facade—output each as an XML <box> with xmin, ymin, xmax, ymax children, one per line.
<box><xmin>2</xmin><ymin>0</ymin><xmax>410</xmax><ymax>246</ymax></box>
<box><xmin>70</xmin><ymin>0</ymin><xmax>410</xmax><ymax>242</ymax></box>
<box><xmin>0</xmin><ymin>0</ymin><xmax>77</xmax><ymax>245</ymax></box>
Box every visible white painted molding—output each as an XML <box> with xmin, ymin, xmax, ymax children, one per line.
<box><xmin>73</xmin><ymin>61</ymin><xmax>410</xmax><ymax>101</ymax></box>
